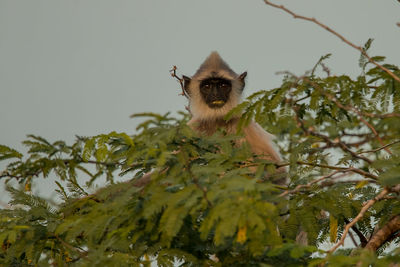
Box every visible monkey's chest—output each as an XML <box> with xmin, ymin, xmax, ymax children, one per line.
<box><xmin>193</xmin><ymin>118</ymin><xmax>239</xmax><ymax>136</ymax></box>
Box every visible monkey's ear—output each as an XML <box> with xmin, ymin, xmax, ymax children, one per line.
<box><xmin>182</xmin><ymin>75</ymin><xmax>191</xmax><ymax>95</ymax></box>
<box><xmin>238</xmin><ymin>72</ymin><xmax>247</xmax><ymax>91</ymax></box>
<box><xmin>239</xmin><ymin>71</ymin><xmax>247</xmax><ymax>82</ymax></box>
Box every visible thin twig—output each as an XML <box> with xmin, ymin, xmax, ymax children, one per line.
<box><xmin>0</xmin><ymin>171</ymin><xmax>41</xmax><ymax>181</ymax></box>
<box><xmin>263</xmin><ymin>0</ymin><xmax>400</xmax><ymax>83</ymax></box>
<box><xmin>348</xmin><ymin>230</ymin><xmax>358</xmax><ymax>247</ymax></box>
<box><xmin>54</xmin><ymin>234</ymin><xmax>88</xmax><ymax>258</ymax></box>
<box><xmin>342</xmin><ymin>131</ymin><xmax>371</xmax><ymax>137</ymax></box>
<box><xmin>279</xmin><ymin>169</ymin><xmax>344</xmax><ymax>197</ymax></box>
<box><xmin>301</xmin><ymin>75</ymin><xmax>392</xmax><ymax>155</ymax></box>
<box><xmin>357</xmin><ymin>140</ymin><xmax>400</xmax><ymax>155</ymax></box>
<box><xmin>359</xmin><ymin>111</ymin><xmax>400</xmax><ymax>119</ymax></box>
<box><xmin>344</xmin><ymin>218</ymin><xmax>368</xmax><ymax>247</ymax></box>
<box><xmin>170</xmin><ymin>66</ymin><xmax>188</xmax><ymax>98</ymax></box>
<box><xmin>279</xmin><ymin>170</ymin><xmax>376</xmax><ymax>197</ymax></box>
<box><xmin>286</xmin><ymin>73</ymin><xmax>393</xmax><ymax>155</ymax></box>
<box><xmin>278</xmin><ymin>160</ymin><xmax>378</xmax><ymax>180</ymax></box>
<box><xmin>170</xmin><ymin>65</ymin><xmax>191</xmax><ymax>113</ymax></box>
<box><xmin>292</xmin><ymin>103</ymin><xmax>375</xmax><ymax>163</ymax></box>
<box><xmin>328</xmin><ymin>188</ymin><xmax>389</xmax><ymax>253</ymax></box>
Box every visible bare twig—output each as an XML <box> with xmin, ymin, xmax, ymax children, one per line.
<box><xmin>328</xmin><ymin>188</ymin><xmax>390</xmax><ymax>253</ymax></box>
<box><xmin>0</xmin><ymin>171</ymin><xmax>41</xmax><ymax>181</ymax></box>
<box><xmin>279</xmin><ymin>169</ymin><xmax>344</xmax><ymax>197</ymax></box>
<box><xmin>357</xmin><ymin>140</ymin><xmax>400</xmax><ymax>155</ymax></box>
<box><xmin>342</xmin><ymin>131</ymin><xmax>371</xmax><ymax>138</ymax></box>
<box><xmin>344</xmin><ymin>218</ymin><xmax>368</xmax><ymax>247</ymax></box>
<box><xmin>320</xmin><ymin>62</ymin><xmax>331</xmax><ymax>77</ymax></box>
<box><xmin>0</xmin><ymin>173</ymin><xmax>22</xmax><ymax>180</ymax></box>
<box><xmin>348</xmin><ymin>230</ymin><xmax>358</xmax><ymax>247</ymax></box>
<box><xmin>279</xmin><ymin>168</ymin><xmax>376</xmax><ymax>197</ymax></box>
<box><xmin>263</xmin><ymin>0</ymin><xmax>400</xmax><ymax>83</ymax></box>
<box><xmin>170</xmin><ymin>66</ymin><xmax>188</xmax><ymax>99</ymax></box>
<box><xmin>170</xmin><ymin>65</ymin><xmax>191</xmax><ymax>113</ymax></box>
<box><xmin>359</xmin><ymin>111</ymin><xmax>400</xmax><ymax>119</ymax></box>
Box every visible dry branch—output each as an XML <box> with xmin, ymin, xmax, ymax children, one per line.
<box><xmin>263</xmin><ymin>0</ymin><xmax>400</xmax><ymax>83</ymax></box>
<box><xmin>170</xmin><ymin>66</ymin><xmax>188</xmax><ymax>98</ymax></box>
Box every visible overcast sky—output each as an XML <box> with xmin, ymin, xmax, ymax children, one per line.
<box><xmin>1</xmin><ymin>0</ymin><xmax>399</xmax><ymax>202</ymax></box>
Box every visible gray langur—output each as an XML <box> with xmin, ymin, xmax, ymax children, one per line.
<box><xmin>134</xmin><ymin>52</ymin><xmax>286</xmax><ymax>187</ymax></box>
<box><xmin>182</xmin><ymin>52</ymin><xmax>285</xmax><ymax>181</ymax></box>
<box><xmin>182</xmin><ymin>52</ymin><xmax>309</xmax><ymax>245</ymax></box>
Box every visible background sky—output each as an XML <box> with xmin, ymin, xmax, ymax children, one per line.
<box><xmin>0</xmin><ymin>0</ymin><xmax>399</xmax><ymax>203</ymax></box>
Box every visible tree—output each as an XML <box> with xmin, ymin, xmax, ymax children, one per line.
<box><xmin>1</xmin><ymin>2</ymin><xmax>400</xmax><ymax>266</ymax></box>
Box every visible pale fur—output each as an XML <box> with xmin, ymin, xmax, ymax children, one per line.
<box><xmin>188</xmin><ymin>52</ymin><xmax>244</xmax><ymax>121</ymax></box>
<box><xmin>243</xmin><ymin>121</ymin><xmax>282</xmax><ymax>163</ymax></box>
<box><xmin>186</xmin><ymin>52</ymin><xmax>284</xmax><ymax>180</ymax></box>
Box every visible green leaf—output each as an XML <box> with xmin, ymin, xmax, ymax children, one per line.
<box><xmin>329</xmin><ymin>215</ymin><xmax>338</xmax><ymax>243</ymax></box>
<box><xmin>0</xmin><ymin>145</ymin><xmax>22</xmax><ymax>160</ymax></box>
<box><xmin>82</xmin><ymin>137</ymin><xmax>96</xmax><ymax>161</ymax></box>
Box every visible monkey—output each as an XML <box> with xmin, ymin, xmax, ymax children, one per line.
<box><xmin>180</xmin><ymin>52</ymin><xmax>314</xmax><ymax>246</ymax></box>
<box><xmin>134</xmin><ymin>52</ymin><xmax>285</xmax><ymax>187</ymax></box>
<box><xmin>182</xmin><ymin>52</ymin><xmax>297</xmax><ymax>249</ymax></box>
<box><xmin>134</xmin><ymin>52</ymin><xmax>304</xmax><ymax>246</ymax></box>
<box><xmin>182</xmin><ymin>51</ymin><xmax>285</xmax><ymax>183</ymax></box>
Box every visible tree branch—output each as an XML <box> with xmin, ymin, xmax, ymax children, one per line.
<box><xmin>54</xmin><ymin>234</ymin><xmax>88</xmax><ymax>258</ymax></box>
<box><xmin>328</xmin><ymin>188</ymin><xmax>389</xmax><ymax>253</ymax></box>
<box><xmin>365</xmin><ymin>215</ymin><xmax>400</xmax><ymax>251</ymax></box>
<box><xmin>357</xmin><ymin>140</ymin><xmax>400</xmax><ymax>155</ymax></box>
<box><xmin>299</xmin><ymin>75</ymin><xmax>393</xmax><ymax>155</ymax></box>
<box><xmin>344</xmin><ymin>218</ymin><xmax>368</xmax><ymax>247</ymax></box>
<box><xmin>284</xmin><ymin>72</ymin><xmax>394</xmax><ymax>155</ymax></box>
<box><xmin>292</xmin><ymin>103</ymin><xmax>375</xmax><ymax>164</ymax></box>
<box><xmin>170</xmin><ymin>65</ymin><xmax>188</xmax><ymax>99</ymax></box>
<box><xmin>263</xmin><ymin>0</ymin><xmax>400</xmax><ymax>83</ymax></box>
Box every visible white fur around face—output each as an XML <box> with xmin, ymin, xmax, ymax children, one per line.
<box><xmin>188</xmin><ymin>77</ymin><xmax>243</xmax><ymax>121</ymax></box>
<box><xmin>187</xmin><ymin>51</ymin><xmax>245</xmax><ymax>121</ymax></box>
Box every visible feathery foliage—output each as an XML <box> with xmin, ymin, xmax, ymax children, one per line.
<box><xmin>1</xmin><ymin>50</ymin><xmax>400</xmax><ymax>266</ymax></box>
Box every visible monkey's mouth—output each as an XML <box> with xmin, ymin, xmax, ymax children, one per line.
<box><xmin>208</xmin><ymin>100</ymin><xmax>226</xmax><ymax>108</ymax></box>
<box><xmin>212</xmin><ymin>100</ymin><xmax>225</xmax><ymax>106</ymax></box>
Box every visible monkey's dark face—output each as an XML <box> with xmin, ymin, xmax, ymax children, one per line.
<box><xmin>199</xmin><ymin>78</ymin><xmax>232</xmax><ymax>109</ymax></box>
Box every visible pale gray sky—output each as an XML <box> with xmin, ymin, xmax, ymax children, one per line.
<box><xmin>1</xmin><ymin>0</ymin><xmax>399</xmax><ymax>201</ymax></box>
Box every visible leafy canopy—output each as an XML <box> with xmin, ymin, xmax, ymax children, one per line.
<box><xmin>1</xmin><ymin>52</ymin><xmax>400</xmax><ymax>266</ymax></box>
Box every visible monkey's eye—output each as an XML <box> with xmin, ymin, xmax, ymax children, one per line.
<box><xmin>219</xmin><ymin>83</ymin><xmax>230</xmax><ymax>89</ymax></box>
<box><xmin>201</xmin><ymin>83</ymin><xmax>211</xmax><ymax>91</ymax></box>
